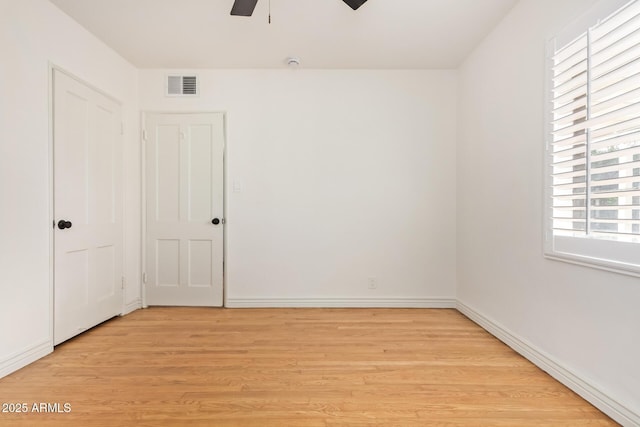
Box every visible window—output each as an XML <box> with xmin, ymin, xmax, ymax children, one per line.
<box><xmin>546</xmin><ymin>0</ymin><xmax>640</xmax><ymax>275</ymax></box>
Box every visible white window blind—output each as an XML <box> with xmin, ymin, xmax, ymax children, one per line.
<box><xmin>548</xmin><ymin>0</ymin><xmax>640</xmax><ymax>274</ymax></box>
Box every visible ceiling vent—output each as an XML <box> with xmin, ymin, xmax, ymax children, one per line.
<box><xmin>166</xmin><ymin>75</ymin><xmax>198</xmax><ymax>96</ymax></box>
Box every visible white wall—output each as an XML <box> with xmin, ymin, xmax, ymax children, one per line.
<box><xmin>139</xmin><ymin>69</ymin><xmax>458</xmax><ymax>306</ymax></box>
<box><xmin>457</xmin><ymin>0</ymin><xmax>640</xmax><ymax>423</ymax></box>
<box><xmin>0</xmin><ymin>0</ymin><xmax>141</xmax><ymax>376</ymax></box>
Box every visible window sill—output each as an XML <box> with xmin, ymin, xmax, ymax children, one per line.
<box><xmin>544</xmin><ymin>252</ymin><xmax>640</xmax><ymax>279</ymax></box>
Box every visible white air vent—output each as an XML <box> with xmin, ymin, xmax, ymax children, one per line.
<box><xmin>166</xmin><ymin>75</ymin><xmax>198</xmax><ymax>96</ymax></box>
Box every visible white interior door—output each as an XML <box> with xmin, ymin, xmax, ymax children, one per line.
<box><xmin>53</xmin><ymin>69</ymin><xmax>124</xmax><ymax>345</ymax></box>
<box><xmin>145</xmin><ymin>113</ymin><xmax>224</xmax><ymax>306</ymax></box>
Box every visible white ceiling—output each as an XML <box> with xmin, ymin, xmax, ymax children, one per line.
<box><xmin>49</xmin><ymin>0</ymin><xmax>518</xmax><ymax>69</ymax></box>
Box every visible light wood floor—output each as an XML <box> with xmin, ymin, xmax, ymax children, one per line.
<box><xmin>0</xmin><ymin>308</ymin><xmax>616</xmax><ymax>426</ymax></box>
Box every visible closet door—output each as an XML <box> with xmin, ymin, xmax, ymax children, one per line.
<box><xmin>53</xmin><ymin>69</ymin><xmax>123</xmax><ymax>345</ymax></box>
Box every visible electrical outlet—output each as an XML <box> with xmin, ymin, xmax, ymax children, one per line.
<box><xmin>368</xmin><ymin>277</ymin><xmax>377</xmax><ymax>290</ymax></box>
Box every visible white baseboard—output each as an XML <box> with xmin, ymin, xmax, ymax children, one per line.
<box><xmin>226</xmin><ymin>297</ymin><xmax>456</xmax><ymax>308</ymax></box>
<box><xmin>123</xmin><ymin>298</ymin><xmax>142</xmax><ymax>315</ymax></box>
<box><xmin>0</xmin><ymin>340</ymin><xmax>52</xmax><ymax>379</ymax></box>
<box><xmin>456</xmin><ymin>300</ymin><xmax>639</xmax><ymax>427</ymax></box>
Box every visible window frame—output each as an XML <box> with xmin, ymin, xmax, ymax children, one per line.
<box><xmin>543</xmin><ymin>0</ymin><xmax>640</xmax><ymax>278</ymax></box>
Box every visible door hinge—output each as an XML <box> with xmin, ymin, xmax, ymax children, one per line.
<box><xmin>142</xmin><ymin>272</ymin><xmax>147</xmax><ymax>284</ymax></box>
<box><xmin>142</xmin><ymin>129</ymin><xmax>147</xmax><ymax>141</ymax></box>
<box><xmin>121</xmin><ymin>277</ymin><xmax>125</xmax><ymax>289</ymax></box>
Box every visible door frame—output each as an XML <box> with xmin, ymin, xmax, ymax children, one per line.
<box><xmin>48</xmin><ymin>64</ymin><xmax>127</xmax><ymax>346</ymax></box>
<box><xmin>140</xmin><ymin>111</ymin><xmax>228</xmax><ymax>308</ymax></box>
